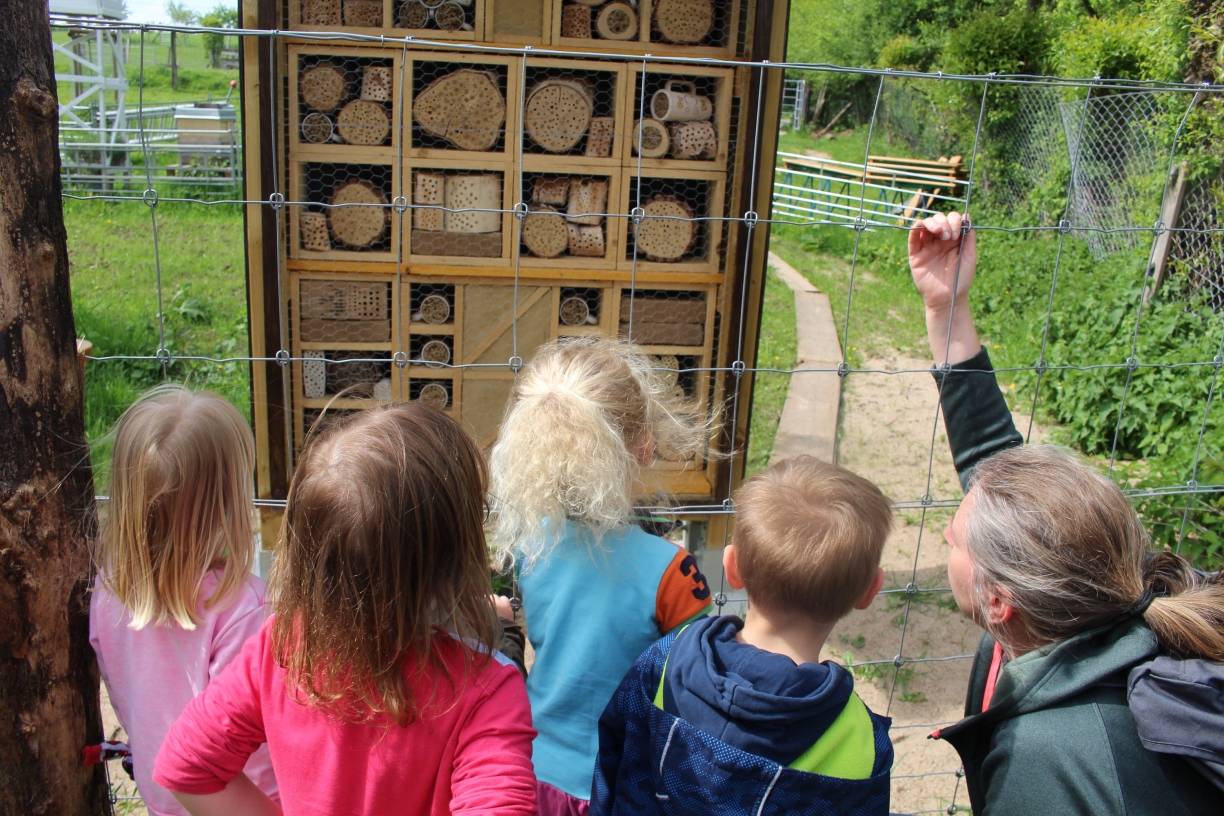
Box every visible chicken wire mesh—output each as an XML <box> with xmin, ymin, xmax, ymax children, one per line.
<box><xmin>47</xmin><ymin>14</ymin><xmax>1224</xmax><ymax>816</ymax></box>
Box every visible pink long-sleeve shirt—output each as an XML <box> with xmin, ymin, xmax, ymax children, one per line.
<box><xmin>154</xmin><ymin>619</ymin><xmax>537</xmax><ymax>815</ymax></box>
<box><xmin>90</xmin><ymin>570</ymin><xmax>277</xmax><ymax>816</ymax></box>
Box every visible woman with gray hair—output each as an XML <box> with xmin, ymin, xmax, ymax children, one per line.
<box><xmin>909</xmin><ymin>212</ymin><xmax>1223</xmax><ymax>815</ymax></box>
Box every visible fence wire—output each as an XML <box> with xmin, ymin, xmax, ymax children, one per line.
<box><xmin>50</xmin><ymin>17</ymin><xmax>1224</xmax><ymax>816</ymax></box>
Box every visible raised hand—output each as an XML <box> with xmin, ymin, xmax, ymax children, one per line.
<box><xmin>908</xmin><ymin>211</ymin><xmax>977</xmax><ymax>313</ymax></box>
<box><xmin>908</xmin><ymin>211</ymin><xmax>981</xmax><ymax>366</ymax></box>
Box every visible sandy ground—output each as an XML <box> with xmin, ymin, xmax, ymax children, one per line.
<box><xmin>828</xmin><ymin>351</ymin><xmax>1041</xmax><ymax>815</ymax></box>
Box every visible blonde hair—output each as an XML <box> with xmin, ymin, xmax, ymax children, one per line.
<box><xmin>489</xmin><ymin>337</ymin><xmax>714</xmax><ymax>568</ymax></box>
<box><xmin>271</xmin><ymin>403</ymin><xmax>496</xmax><ymax>726</ymax></box>
<box><xmin>966</xmin><ymin>445</ymin><xmax>1224</xmax><ymax>660</ymax></box>
<box><xmin>733</xmin><ymin>457</ymin><xmax>893</xmax><ymax>621</ymax></box>
<box><xmin>98</xmin><ymin>385</ymin><xmax>255</xmax><ymax>630</ymax></box>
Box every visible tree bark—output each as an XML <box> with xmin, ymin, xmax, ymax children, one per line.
<box><xmin>0</xmin><ymin>2</ymin><xmax>109</xmax><ymax>814</ymax></box>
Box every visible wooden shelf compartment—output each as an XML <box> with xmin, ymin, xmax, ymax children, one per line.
<box><xmin>516</xmin><ymin>162</ymin><xmax>623</xmax><ymax>269</ymax></box>
<box><xmin>615</xmin><ymin>168</ymin><xmax>727</xmax><ymax>275</ymax></box>
<box><xmin>550</xmin><ymin>0</ymin><xmax>743</xmax><ymax>59</ymax></box>
<box><xmin>290</xmin><ymin>0</ymin><xmax>486</xmax><ymax>41</ymax></box>
<box><xmin>620</xmin><ymin>62</ymin><xmax>735</xmax><ymax>171</ymax></box>
<box><xmin>405</xmin><ymin>51</ymin><xmax>521</xmax><ymax>162</ymax></box>
<box><xmin>406</xmin><ymin>160</ymin><xmax>515</xmax><ymax>265</ymax></box>
<box><xmin>289</xmin><ymin>158</ymin><xmax>400</xmax><ymax>261</ymax></box>
<box><xmin>289</xmin><ymin>45</ymin><xmax>402</xmax><ymax>157</ymax></box>
<box><xmin>519</xmin><ymin>57</ymin><xmax>627</xmax><ymax>166</ymax></box>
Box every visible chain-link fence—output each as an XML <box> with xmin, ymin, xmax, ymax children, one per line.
<box><xmin>46</xmin><ymin>12</ymin><xmax>1224</xmax><ymax>816</ymax></box>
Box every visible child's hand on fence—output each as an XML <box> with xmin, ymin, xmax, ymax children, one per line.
<box><xmin>909</xmin><ymin>212</ymin><xmax>982</xmax><ymax>366</ymax></box>
<box><xmin>908</xmin><ymin>211</ymin><xmax>977</xmax><ymax>314</ymax></box>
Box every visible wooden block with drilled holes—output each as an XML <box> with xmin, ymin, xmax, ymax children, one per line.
<box><xmin>336</xmin><ymin>99</ymin><xmax>389</xmax><ymax>145</ymax></box>
<box><xmin>653</xmin><ymin>0</ymin><xmax>714</xmax><ymax>44</ymax></box>
<box><xmin>566</xmin><ymin>178</ymin><xmax>608</xmax><ymax>226</ymax></box>
<box><xmin>300</xmin><ymin>280</ymin><xmax>387</xmax><ymax>319</ymax></box>
<box><xmin>585</xmin><ymin>116</ymin><xmax>614</xmax><ymax>158</ymax></box>
<box><xmin>532</xmin><ymin>177</ymin><xmax>570</xmax><ymax>206</ymax></box>
<box><xmin>360</xmin><ymin>66</ymin><xmax>392</xmax><ymax>102</ymax></box>
<box><xmin>342</xmin><ymin>0</ymin><xmax>382</xmax><ymax>26</ymax></box>
<box><xmin>413</xmin><ymin>171</ymin><xmax>446</xmax><ymax>231</ymax></box>
<box><xmin>299</xmin><ymin>212</ymin><xmax>331</xmax><ymax>251</ymax></box>
<box><xmin>444</xmin><ymin>174</ymin><xmax>502</xmax><ymax>233</ymax></box>
<box><xmin>566</xmin><ymin>223</ymin><xmax>605</xmax><ymax>257</ymax></box>
<box><xmin>301</xmin><ymin>0</ymin><xmax>340</xmax><ymax>26</ymax></box>
<box><xmin>619</xmin><ymin>294</ymin><xmax>705</xmax><ymax>324</ymax></box>
<box><xmin>560</xmin><ymin>4</ymin><xmax>592</xmax><ymax>38</ymax></box>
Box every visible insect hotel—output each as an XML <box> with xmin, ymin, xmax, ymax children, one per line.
<box><xmin>240</xmin><ymin>0</ymin><xmax>793</xmax><ymax>538</ymax></box>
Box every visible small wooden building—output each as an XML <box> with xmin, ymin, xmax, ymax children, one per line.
<box><xmin>240</xmin><ymin>0</ymin><xmax>793</xmax><ymax>540</ymax></box>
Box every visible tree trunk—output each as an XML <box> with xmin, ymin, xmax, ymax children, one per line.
<box><xmin>0</xmin><ymin>2</ymin><xmax>110</xmax><ymax>814</ymax></box>
<box><xmin>170</xmin><ymin>31</ymin><xmax>178</xmax><ymax>90</ymax></box>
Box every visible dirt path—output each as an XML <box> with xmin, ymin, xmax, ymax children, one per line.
<box><xmin>827</xmin><ymin>350</ymin><xmax>1040</xmax><ymax>814</ymax></box>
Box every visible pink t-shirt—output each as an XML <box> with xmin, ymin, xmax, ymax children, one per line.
<box><xmin>154</xmin><ymin>620</ymin><xmax>537</xmax><ymax>815</ymax></box>
<box><xmin>89</xmin><ymin>569</ymin><xmax>277</xmax><ymax>816</ymax></box>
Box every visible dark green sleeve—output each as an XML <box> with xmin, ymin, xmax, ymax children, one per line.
<box><xmin>932</xmin><ymin>346</ymin><xmax>1024</xmax><ymax>493</ymax></box>
<box><xmin>496</xmin><ymin>619</ymin><xmax>527</xmax><ymax>679</ymax></box>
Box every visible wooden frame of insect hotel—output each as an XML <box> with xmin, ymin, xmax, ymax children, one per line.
<box><xmin>241</xmin><ymin>0</ymin><xmax>794</xmax><ymax>543</ymax></box>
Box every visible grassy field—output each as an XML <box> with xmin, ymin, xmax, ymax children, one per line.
<box><xmin>744</xmin><ymin>267</ymin><xmax>799</xmax><ymax>474</ymax></box>
<box><xmin>66</xmin><ymin>199</ymin><xmax>250</xmax><ymax>484</ymax></box>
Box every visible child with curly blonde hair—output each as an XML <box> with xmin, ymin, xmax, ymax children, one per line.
<box><xmin>90</xmin><ymin>385</ymin><xmax>277</xmax><ymax>815</ymax></box>
<box><xmin>490</xmin><ymin>337</ymin><xmax>717</xmax><ymax>814</ymax></box>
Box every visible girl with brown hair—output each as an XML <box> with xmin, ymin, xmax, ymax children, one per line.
<box><xmin>153</xmin><ymin>403</ymin><xmax>536</xmax><ymax>815</ymax></box>
<box><xmin>910</xmin><ymin>211</ymin><xmax>1223</xmax><ymax>815</ymax></box>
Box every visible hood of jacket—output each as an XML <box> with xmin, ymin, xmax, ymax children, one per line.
<box><xmin>663</xmin><ymin>615</ymin><xmax>855</xmax><ymax>766</ymax></box>
<box><xmin>1128</xmin><ymin>655</ymin><xmax>1224</xmax><ymax>792</ymax></box>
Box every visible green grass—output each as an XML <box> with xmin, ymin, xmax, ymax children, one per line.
<box><xmin>66</xmin><ymin>200</ymin><xmax>249</xmax><ymax>484</ymax></box>
<box><xmin>745</xmin><ymin>267</ymin><xmax>799</xmax><ymax>474</ymax></box>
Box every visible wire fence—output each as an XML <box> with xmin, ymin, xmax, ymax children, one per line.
<box><xmin>49</xmin><ymin>15</ymin><xmax>1224</xmax><ymax>816</ymax></box>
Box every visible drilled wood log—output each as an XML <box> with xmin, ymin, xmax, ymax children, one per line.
<box><xmin>521</xmin><ymin>206</ymin><xmax>569</xmax><ymax>258</ymax></box>
<box><xmin>414</xmin><ymin>69</ymin><xmax>505</xmax><ymax>151</ymax></box>
<box><xmin>360</xmin><ymin>65</ymin><xmax>392</xmax><ymax>101</ymax></box>
<box><xmin>560</xmin><ymin>3</ymin><xmax>592</xmax><ymax>38</ymax></box>
<box><xmin>329</xmin><ymin>179</ymin><xmax>389</xmax><ymax>248</ymax></box>
<box><xmin>342</xmin><ymin>0</ymin><xmax>383</xmax><ymax>26</ymax></box>
<box><xmin>525</xmin><ymin>78</ymin><xmax>594</xmax><ymax>153</ymax></box>
<box><xmin>336</xmin><ymin>99</ymin><xmax>390</xmax><ymax>145</ymax></box>
<box><xmin>653</xmin><ymin>0</ymin><xmax>714</xmax><ymax>44</ymax></box>
<box><xmin>300</xmin><ymin>63</ymin><xmax>347</xmax><ymax>113</ymax></box>
<box><xmin>300</xmin><ymin>211</ymin><xmax>332</xmax><ymax>250</ymax></box>
<box><xmin>566</xmin><ymin>223</ymin><xmax>605</xmax><ymax>257</ymax></box>
<box><xmin>632</xmin><ymin>195</ymin><xmax>696</xmax><ymax>261</ymax></box>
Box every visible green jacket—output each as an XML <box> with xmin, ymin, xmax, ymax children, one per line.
<box><xmin>935</xmin><ymin>621</ymin><xmax>1217</xmax><ymax>815</ymax></box>
<box><xmin>931</xmin><ymin>349</ymin><xmax>1216</xmax><ymax>814</ymax></box>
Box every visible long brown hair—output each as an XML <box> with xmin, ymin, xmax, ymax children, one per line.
<box><xmin>99</xmin><ymin>385</ymin><xmax>255</xmax><ymax>629</ymax></box>
<box><xmin>966</xmin><ymin>445</ymin><xmax>1224</xmax><ymax>660</ymax></box>
<box><xmin>271</xmin><ymin>402</ymin><xmax>496</xmax><ymax>725</ymax></box>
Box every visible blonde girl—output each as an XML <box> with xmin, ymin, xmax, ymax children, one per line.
<box><xmin>490</xmin><ymin>337</ymin><xmax>717</xmax><ymax>813</ymax></box>
<box><xmin>89</xmin><ymin>385</ymin><xmax>277</xmax><ymax>816</ymax></box>
<box><xmin>154</xmin><ymin>403</ymin><xmax>537</xmax><ymax>815</ymax></box>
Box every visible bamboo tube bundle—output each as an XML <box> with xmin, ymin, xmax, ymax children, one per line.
<box><xmin>329</xmin><ymin>179</ymin><xmax>389</xmax><ymax>248</ymax></box>
<box><xmin>300</xmin><ymin>212</ymin><xmax>331</xmax><ymax>251</ymax></box>
<box><xmin>595</xmin><ymin>1</ymin><xmax>638</xmax><ymax>40</ymax></box>
<box><xmin>415</xmin><ymin>294</ymin><xmax>451</xmax><ymax>324</ymax></box>
<box><xmin>300</xmin><ymin>63</ymin><xmax>347</xmax><ymax>113</ymax></box>
<box><xmin>525</xmin><ymin>78</ymin><xmax>594</xmax><ymax>153</ymax></box>
<box><xmin>444</xmin><ymin>174</ymin><xmax>502</xmax><ymax>233</ymax></box>
<box><xmin>414</xmin><ymin>69</ymin><xmax>505</xmax><ymax>151</ymax></box>
<box><xmin>413</xmin><ymin>171</ymin><xmax>446</xmax><ymax>231</ymax></box>
<box><xmin>301</xmin><ymin>0</ymin><xmax>341</xmax><ymax>25</ymax></box>
<box><xmin>669</xmin><ymin>121</ymin><xmax>717</xmax><ymax>159</ymax></box>
<box><xmin>653</xmin><ymin>0</ymin><xmax>714</xmax><ymax>44</ymax></box>
<box><xmin>420</xmin><ymin>339</ymin><xmax>451</xmax><ymax>365</ymax></box>
<box><xmin>632</xmin><ymin>196</ymin><xmax>696</xmax><ymax>262</ymax></box>
<box><xmin>300</xmin><ymin>112</ymin><xmax>334</xmax><ymax>144</ymax></box>
<box><xmin>560</xmin><ymin>4</ymin><xmax>592</xmax><ymax>37</ymax></box>
<box><xmin>418</xmin><ymin>382</ymin><xmax>449</xmax><ymax>409</ymax></box>
<box><xmin>633</xmin><ymin>118</ymin><xmax>669</xmax><ymax>158</ymax></box>
<box><xmin>434</xmin><ymin>1</ymin><xmax>467</xmax><ymax>29</ymax></box>
<box><xmin>559</xmin><ymin>295</ymin><xmax>595</xmax><ymax>325</ymax></box>
<box><xmin>566</xmin><ymin>178</ymin><xmax>608</xmax><ymax>226</ymax></box>
<box><xmin>397</xmin><ymin>0</ymin><xmax>429</xmax><ymax>27</ymax></box>
<box><xmin>360</xmin><ymin>66</ymin><xmax>392</xmax><ymax>101</ymax></box>
<box><xmin>567</xmin><ymin>223</ymin><xmax>605</xmax><ymax>257</ymax></box>
<box><xmin>342</xmin><ymin>0</ymin><xmax>382</xmax><ymax>26</ymax></box>
<box><xmin>521</xmin><ymin>207</ymin><xmax>569</xmax><ymax>258</ymax></box>
<box><xmin>336</xmin><ymin>99</ymin><xmax>390</xmax><ymax>145</ymax></box>
<box><xmin>532</xmin><ymin>176</ymin><xmax>570</xmax><ymax>206</ymax></box>
<box><xmin>584</xmin><ymin>116</ymin><xmax>614</xmax><ymax>157</ymax></box>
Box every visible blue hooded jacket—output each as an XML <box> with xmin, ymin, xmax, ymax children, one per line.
<box><xmin>592</xmin><ymin>616</ymin><xmax>893</xmax><ymax>815</ymax></box>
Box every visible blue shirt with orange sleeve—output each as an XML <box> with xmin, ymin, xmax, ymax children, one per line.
<box><xmin>521</xmin><ymin>520</ymin><xmax>711</xmax><ymax>800</ymax></box>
